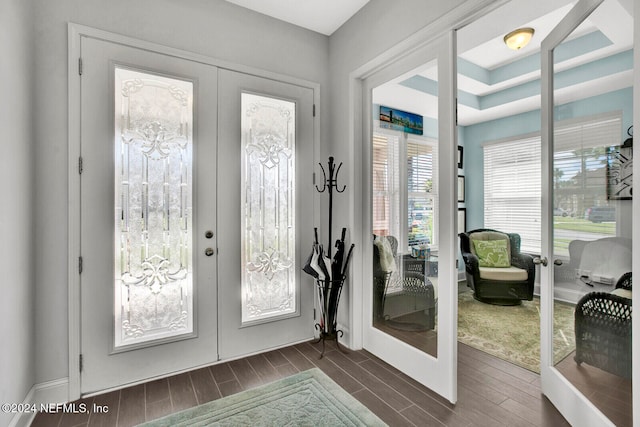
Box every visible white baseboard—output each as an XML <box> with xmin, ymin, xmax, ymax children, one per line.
<box><xmin>9</xmin><ymin>378</ymin><xmax>69</xmax><ymax>427</ymax></box>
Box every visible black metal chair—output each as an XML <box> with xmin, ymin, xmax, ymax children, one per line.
<box><xmin>574</xmin><ymin>272</ymin><xmax>632</xmax><ymax>378</ymax></box>
<box><xmin>459</xmin><ymin>229</ymin><xmax>535</xmax><ymax>305</ymax></box>
<box><xmin>373</xmin><ymin>235</ymin><xmax>435</xmax><ymax>330</ymax></box>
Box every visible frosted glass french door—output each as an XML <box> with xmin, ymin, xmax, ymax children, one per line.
<box><xmin>79</xmin><ymin>36</ymin><xmax>316</xmax><ymax>394</ymax></box>
<box><xmin>216</xmin><ymin>70</ymin><xmax>315</xmax><ymax>360</ymax></box>
<box><xmin>79</xmin><ymin>37</ymin><xmax>219</xmax><ymax>394</ymax></box>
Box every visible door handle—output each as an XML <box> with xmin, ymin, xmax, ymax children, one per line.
<box><xmin>553</xmin><ymin>259</ymin><xmax>563</xmax><ymax>266</ymax></box>
<box><xmin>533</xmin><ymin>257</ymin><xmax>548</xmax><ymax>267</ymax></box>
<box><xmin>205</xmin><ymin>248</ymin><xmax>215</xmax><ymax>256</ymax></box>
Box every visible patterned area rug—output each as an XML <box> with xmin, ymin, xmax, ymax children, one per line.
<box><xmin>140</xmin><ymin>368</ymin><xmax>387</xmax><ymax>426</ymax></box>
<box><xmin>458</xmin><ymin>291</ymin><xmax>575</xmax><ymax>373</ymax></box>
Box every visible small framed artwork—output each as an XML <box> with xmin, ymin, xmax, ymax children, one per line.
<box><xmin>458</xmin><ymin>208</ymin><xmax>467</xmax><ymax>233</ymax></box>
<box><xmin>457</xmin><ymin>146</ymin><xmax>464</xmax><ymax>169</ymax></box>
<box><xmin>458</xmin><ymin>175</ymin><xmax>465</xmax><ymax>203</ymax></box>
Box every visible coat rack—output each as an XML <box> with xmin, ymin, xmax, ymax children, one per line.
<box><xmin>303</xmin><ymin>156</ymin><xmax>354</xmax><ymax>357</ymax></box>
<box><xmin>316</xmin><ymin>156</ymin><xmax>346</xmax><ymax>259</ymax></box>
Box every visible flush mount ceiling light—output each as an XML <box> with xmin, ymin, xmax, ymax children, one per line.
<box><xmin>504</xmin><ymin>27</ymin><xmax>535</xmax><ymax>50</ymax></box>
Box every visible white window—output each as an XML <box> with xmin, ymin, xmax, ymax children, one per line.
<box><xmin>483</xmin><ymin>112</ymin><xmax>621</xmax><ymax>254</ymax></box>
<box><xmin>372</xmin><ymin>129</ymin><xmax>438</xmax><ymax>252</ymax></box>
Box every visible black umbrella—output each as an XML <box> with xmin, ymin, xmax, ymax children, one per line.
<box><xmin>331</xmin><ymin>228</ymin><xmax>347</xmax><ymax>280</ymax></box>
<box><xmin>302</xmin><ymin>228</ymin><xmax>320</xmax><ymax>278</ymax></box>
<box><xmin>341</xmin><ymin>243</ymin><xmax>355</xmax><ymax>277</ymax></box>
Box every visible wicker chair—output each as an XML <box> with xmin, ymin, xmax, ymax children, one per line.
<box><xmin>459</xmin><ymin>229</ymin><xmax>535</xmax><ymax>305</ymax></box>
<box><xmin>574</xmin><ymin>272</ymin><xmax>632</xmax><ymax>378</ymax></box>
<box><xmin>373</xmin><ymin>235</ymin><xmax>435</xmax><ymax>330</ymax></box>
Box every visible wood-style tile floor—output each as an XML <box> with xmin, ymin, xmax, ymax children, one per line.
<box><xmin>556</xmin><ymin>350</ymin><xmax>632</xmax><ymax>427</ymax></box>
<box><xmin>31</xmin><ymin>341</ymin><xmax>570</xmax><ymax>427</ymax></box>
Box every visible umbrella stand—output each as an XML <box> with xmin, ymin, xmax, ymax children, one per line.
<box><xmin>312</xmin><ymin>277</ymin><xmax>346</xmax><ymax>357</ymax></box>
<box><xmin>311</xmin><ymin>156</ymin><xmax>351</xmax><ymax>358</ymax></box>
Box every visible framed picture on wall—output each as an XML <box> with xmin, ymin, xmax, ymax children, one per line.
<box><xmin>458</xmin><ymin>146</ymin><xmax>464</xmax><ymax>169</ymax></box>
<box><xmin>458</xmin><ymin>208</ymin><xmax>466</xmax><ymax>233</ymax></box>
<box><xmin>458</xmin><ymin>175</ymin><xmax>465</xmax><ymax>203</ymax></box>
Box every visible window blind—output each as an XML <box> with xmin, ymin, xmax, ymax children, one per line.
<box><xmin>553</xmin><ymin>116</ymin><xmax>621</xmax><ymax>222</ymax></box>
<box><xmin>483</xmin><ymin>113</ymin><xmax>621</xmax><ymax>254</ymax></box>
<box><xmin>372</xmin><ymin>131</ymin><xmax>438</xmax><ymax>250</ymax></box>
<box><xmin>372</xmin><ymin>133</ymin><xmax>400</xmax><ymax>237</ymax></box>
<box><xmin>484</xmin><ymin>136</ymin><xmax>541</xmax><ymax>253</ymax></box>
<box><xmin>407</xmin><ymin>139</ymin><xmax>438</xmax><ymax>247</ymax></box>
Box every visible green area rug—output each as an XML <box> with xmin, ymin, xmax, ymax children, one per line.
<box><xmin>458</xmin><ymin>291</ymin><xmax>575</xmax><ymax>373</ymax></box>
<box><xmin>140</xmin><ymin>368</ymin><xmax>387</xmax><ymax>426</ymax></box>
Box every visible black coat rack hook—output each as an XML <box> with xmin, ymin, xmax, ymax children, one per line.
<box><xmin>315</xmin><ymin>156</ymin><xmax>346</xmax><ymax>193</ymax></box>
<box><xmin>315</xmin><ymin>156</ymin><xmax>347</xmax><ymax>259</ymax></box>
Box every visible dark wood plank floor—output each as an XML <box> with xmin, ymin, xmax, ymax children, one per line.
<box><xmin>31</xmin><ymin>341</ymin><xmax>569</xmax><ymax>427</ymax></box>
<box><xmin>556</xmin><ymin>350</ymin><xmax>632</xmax><ymax>427</ymax></box>
<box><xmin>373</xmin><ymin>318</ymin><xmax>438</xmax><ymax>357</ymax></box>
<box><xmin>376</xmin><ymin>291</ymin><xmax>633</xmax><ymax>426</ymax></box>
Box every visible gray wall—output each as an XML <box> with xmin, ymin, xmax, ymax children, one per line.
<box><xmin>32</xmin><ymin>0</ymin><xmax>329</xmax><ymax>384</ymax></box>
<box><xmin>0</xmin><ymin>0</ymin><xmax>36</xmax><ymax>424</ymax></box>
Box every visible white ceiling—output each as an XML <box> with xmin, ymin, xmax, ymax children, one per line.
<box><xmin>374</xmin><ymin>0</ymin><xmax>634</xmax><ymax>126</ymax></box>
<box><xmin>224</xmin><ymin>0</ymin><xmax>633</xmax><ymax>127</ymax></box>
<box><xmin>223</xmin><ymin>0</ymin><xmax>370</xmax><ymax>35</ymax></box>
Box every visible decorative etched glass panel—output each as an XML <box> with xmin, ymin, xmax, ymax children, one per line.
<box><xmin>114</xmin><ymin>67</ymin><xmax>194</xmax><ymax>348</ymax></box>
<box><xmin>241</xmin><ymin>93</ymin><xmax>296</xmax><ymax>323</ymax></box>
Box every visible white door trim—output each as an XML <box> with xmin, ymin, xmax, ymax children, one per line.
<box><xmin>68</xmin><ymin>23</ymin><xmax>320</xmax><ymax>401</ymax></box>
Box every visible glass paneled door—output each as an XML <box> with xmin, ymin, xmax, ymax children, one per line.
<box><xmin>217</xmin><ymin>70</ymin><xmax>315</xmax><ymax>360</ymax></box>
<box><xmin>363</xmin><ymin>31</ymin><xmax>458</xmax><ymax>402</ymax></box>
<box><xmin>79</xmin><ymin>38</ymin><xmax>219</xmax><ymax>394</ymax></box>
<box><xmin>540</xmin><ymin>0</ymin><xmax>634</xmax><ymax>424</ymax></box>
<box><xmin>79</xmin><ymin>39</ymin><xmax>316</xmax><ymax>393</ymax></box>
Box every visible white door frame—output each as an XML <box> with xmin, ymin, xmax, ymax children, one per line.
<box><xmin>540</xmin><ymin>0</ymin><xmax>637</xmax><ymax>425</ymax></box>
<box><xmin>347</xmin><ymin>0</ymin><xmax>509</xmax><ymax>404</ymax></box>
<box><xmin>634</xmin><ymin>1</ymin><xmax>640</xmax><ymax>422</ymax></box>
<box><xmin>345</xmin><ymin>0</ymin><xmax>509</xmax><ymax>349</ymax></box>
<box><xmin>68</xmin><ymin>23</ymin><xmax>320</xmax><ymax>400</ymax></box>
<box><xmin>347</xmin><ymin>0</ymin><xmax>507</xmax><ymax>351</ymax></box>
